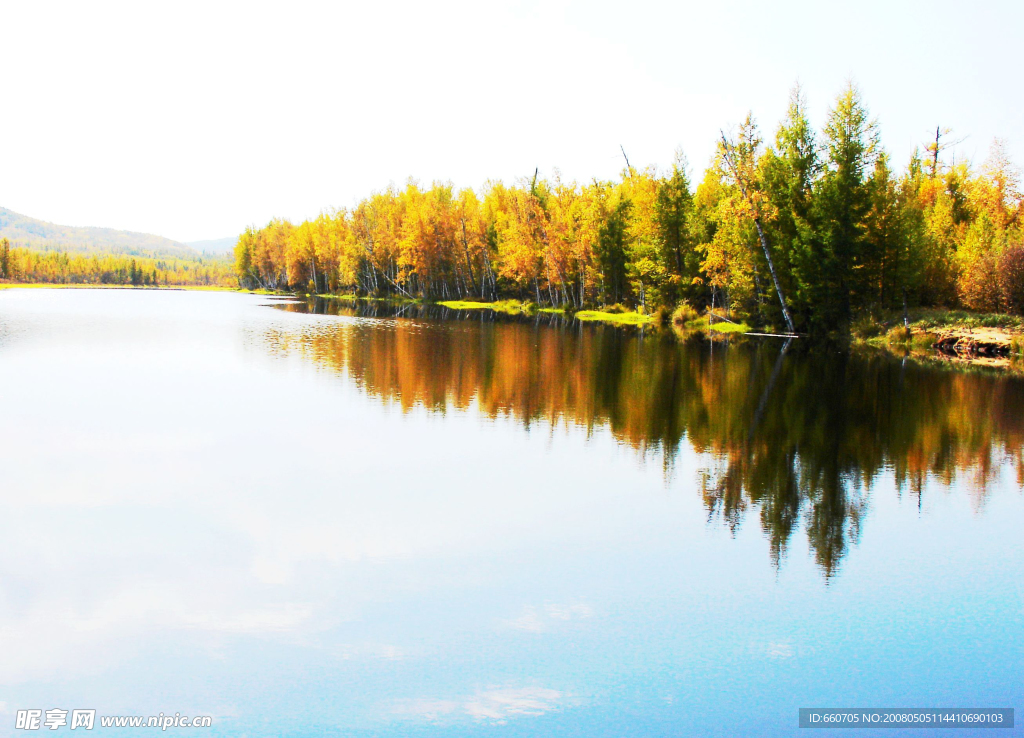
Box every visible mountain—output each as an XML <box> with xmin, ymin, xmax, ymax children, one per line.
<box><xmin>0</xmin><ymin>207</ymin><xmax>199</xmax><ymax>259</ymax></box>
<box><xmin>187</xmin><ymin>236</ymin><xmax>237</xmax><ymax>255</ymax></box>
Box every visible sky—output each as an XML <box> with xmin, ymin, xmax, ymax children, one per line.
<box><xmin>1</xmin><ymin>0</ymin><xmax>1021</xmax><ymax>243</ymax></box>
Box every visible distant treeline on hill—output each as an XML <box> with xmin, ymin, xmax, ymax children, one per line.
<box><xmin>0</xmin><ymin>206</ymin><xmax>200</xmax><ymax>259</ymax></box>
<box><xmin>0</xmin><ymin>238</ymin><xmax>235</xmax><ymax>287</ymax></box>
<box><xmin>234</xmin><ymin>83</ymin><xmax>1024</xmax><ymax>333</ymax></box>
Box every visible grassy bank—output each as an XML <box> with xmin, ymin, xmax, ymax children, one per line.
<box><xmin>305</xmin><ymin>291</ymin><xmax>754</xmax><ymax>331</ymax></box>
<box><xmin>575</xmin><ymin>309</ymin><xmax>652</xmax><ymax>325</ymax></box>
<box><xmin>434</xmin><ymin>298</ymin><xmax>764</xmax><ymax>330</ymax></box>
<box><xmin>853</xmin><ymin>307</ymin><xmax>1024</xmax><ymax>361</ymax></box>
<box><xmin>436</xmin><ymin>299</ymin><xmax>658</xmax><ymax>325</ymax></box>
<box><xmin>854</xmin><ymin>307</ymin><xmax>1024</xmax><ymax>336</ymax></box>
<box><xmin>681</xmin><ymin>316</ymin><xmax>753</xmax><ymax>334</ymax></box>
<box><xmin>438</xmin><ymin>299</ymin><xmax>533</xmax><ymax>315</ymax></box>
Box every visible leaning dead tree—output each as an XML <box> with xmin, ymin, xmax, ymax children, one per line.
<box><xmin>620</xmin><ymin>144</ymin><xmax>633</xmax><ymax>175</ymax></box>
<box><xmin>719</xmin><ymin>121</ymin><xmax>796</xmax><ymax>334</ymax></box>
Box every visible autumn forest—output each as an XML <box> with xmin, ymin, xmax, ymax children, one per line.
<box><xmin>235</xmin><ymin>84</ymin><xmax>1024</xmax><ymax>334</ymax></box>
<box><xmin>0</xmin><ymin>240</ymin><xmax>234</xmax><ymax>288</ymax></box>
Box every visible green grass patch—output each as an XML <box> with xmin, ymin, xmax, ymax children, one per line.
<box><xmin>574</xmin><ymin>309</ymin><xmax>654</xmax><ymax>325</ymax></box>
<box><xmin>853</xmin><ymin>307</ymin><xmax>1024</xmax><ymax>335</ymax></box>
<box><xmin>910</xmin><ymin>308</ymin><xmax>1024</xmax><ymax>331</ymax></box>
<box><xmin>438</xmin><ymin>299</ymin><xmax>534</xmax><ymax>314</ymax></box>
<box><xmin>710</xmin><ymin>321</ymin><xmax>751</xmax><ymax>333</ymax></box>
<box><xmin>438</xmin><ymin>299</ymin><xmax>496</xmax><ymax>310</ymax></box>
<box><xmin>684</xmin><ymin>316</ymin><xmax>752</xmax><ymax>333</ymax></box>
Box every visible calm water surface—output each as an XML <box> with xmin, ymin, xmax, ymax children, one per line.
<box><xmin>0</xmin><ymin>289</ymin><xmax>1021</xmax><ymax>737</ymax></box>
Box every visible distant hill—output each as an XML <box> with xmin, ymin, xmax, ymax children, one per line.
<box><xmin>188</xmin><ymin>236</ymin><xmax>237</xmax><ymax>255</ymax></box>
<box><xmin>0</xmin><ymin>207</ymin><xmax>199</xmax><ymax>259</ymax></box>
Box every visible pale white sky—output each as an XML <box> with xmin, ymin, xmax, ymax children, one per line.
<box><xmin>2</xmin><ymin>0</ymin><xmax>1020</xmax><ymax>243</ymax></box>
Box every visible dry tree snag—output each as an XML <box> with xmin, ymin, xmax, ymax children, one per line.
<box><xmin>720</xmin><ymin>128</ymin><xmax>796</xmax><ymax>335</ymax></box>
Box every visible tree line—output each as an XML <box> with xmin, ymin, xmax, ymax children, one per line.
<box><xmin>234</xmin><ymin>83</ymin><xmax>1023</xmax><ymax>333</ymax></box>
<box><xmin>0</xmin><ymin>238</ymin><xmax>235</xmax><ymax>287</ymax></box>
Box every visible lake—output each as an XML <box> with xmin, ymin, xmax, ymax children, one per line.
<box><xmin>0</xmin><ymin>288</ymin><xmax>1020</xmax><ymax>737</ymax></box>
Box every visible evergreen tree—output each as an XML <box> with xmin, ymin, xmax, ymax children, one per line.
<box><xmin>655</xmin><ymin>150</ymin><xmax>697</xmax><ymax>304</ymax></box>
<box><xmin>811</xmin><ymin>83</ymin><xmax>879</xmax><ymax>329</ymax></box>
<box><xmin>0</xmin><ymin>238</ymin><xmax>10</xmax><ymax>279</ymax></box>
<box><xmin>762</xmin><ymin>85</ymin><xmax>819</xmax><ymax>327</ymax></box>
<box><xmin>596</xmin><ymin>192</ymin><xmax>630</xmax><ymax>305</ymax></box>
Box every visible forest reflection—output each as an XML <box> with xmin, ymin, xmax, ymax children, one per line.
<box><xmin>266</xmin><ymin>298</ymin><xmax>1024</xmax><ymax>576</ymax></box>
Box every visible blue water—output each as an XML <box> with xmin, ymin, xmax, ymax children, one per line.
<box><xmin>0</xmin><ymin>289</ymin><xmax>1020</xmax><ymax>737</ymax></box>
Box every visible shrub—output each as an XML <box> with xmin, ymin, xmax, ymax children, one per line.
<box><xmin>671</xmin><ymin>301</ymin><xmax>700</xmax><ymax>325</ymax></box>
<box><xmin>912</xmin><ymin>331</ymin><xmax>938</xmax><ymax>349</ymax></box>
<box><xmin>886</xmin><ymin>325</ymin><xmax>912</xmax><ymax>345</ymax></box>
<box><xmin>851</xmin><ymin>314</ymin><xmax>884</xmax><ymax>339</ymax></box>
<box><xmin>998</xmin><ymin>244</ymin><xmax>1024</xmax><ymax>315</ymax></box>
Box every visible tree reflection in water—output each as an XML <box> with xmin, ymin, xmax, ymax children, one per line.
<box><xmin>265</xmin><ymin>298</ymin><xmax>1024</xmax><ymax>577</ymax></box>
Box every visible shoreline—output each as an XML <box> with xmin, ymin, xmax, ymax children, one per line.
<box><xmin>3</xmin><ymin>283</ymin><xmax>1021</xmax><ymax>368</ymax></box>
<box><xmin>853</xmin><ymin>308</ymin><xmax>1024</xmax><ymax>367</ymax></box>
